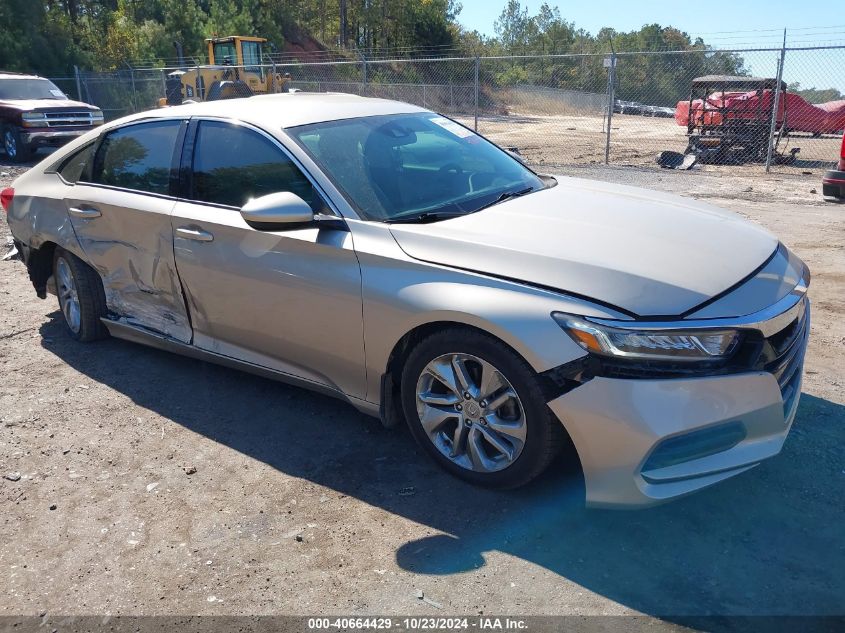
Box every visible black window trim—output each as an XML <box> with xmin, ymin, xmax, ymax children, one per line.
<box><xmin>78</xmin><ymin>117</ymin><xmax>189</xmax><ymax>200</ymax></box>
<box><xmin>53</xmin><ymin>139</ymin><xmax>98</xmax><ymax>185</ymax></box>
<box><xmin>178</xmin><ymin>116</ymin><xmax>342</xmax><ymax>218</ymax></box>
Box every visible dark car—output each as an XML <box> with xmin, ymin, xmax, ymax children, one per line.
<box><xmin>0</xmin><ymin>72</ymin><xmax>103</xmax><ymax>163</ymax></box>
<box><xmin>822</xmin><ymin>131</ymin><xmax>845</xmax><ymax>201</ymax></box>
<box><xmin>614</xmin><ymin>100</ymin><xmax>644</xmax><ymax>115</ymax></box>
<box><xmin>652</xmin><ymin>106</ymin><xmax>676</xmax><ymax>118</ymax></box>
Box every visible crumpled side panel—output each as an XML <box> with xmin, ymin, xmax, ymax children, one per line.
<box><xmin>65</xmin><ymin>186</ymin><xmax>192</xmax><ymax>343</ymax></box>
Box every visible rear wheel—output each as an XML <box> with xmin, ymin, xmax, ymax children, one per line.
<box><xmin>401</xmin><ymin>328</ymin><xmax>563</xmax><ymax>489</ymax></box>
<box><xmin>53</xmin><ymin>248</ymin><xmax>108</xmax><ymax>342</ymax></box>
<box><xmin>3</xmin><ymin>125</ymin><xmax>33</xmax><ymax>163</ymax></box>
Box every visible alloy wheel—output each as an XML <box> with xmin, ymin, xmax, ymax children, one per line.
<box><xmin>56</xmin><ymin>256</ymin><xmax>81</xmax><ymax>333</ymax></box>
<box><xmin>415</xmin><ymin>352</ymin><xmax>527</xmax><ymax>473</ymax></box>
<box><xmin>4</xmin><ymin>130</ymin><xmax>17</xmax><ymax>159</ymax></box>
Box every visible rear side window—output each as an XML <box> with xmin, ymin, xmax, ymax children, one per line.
<box><xmin>90</xmin><ymin>120</ymin><xmax>181</xmax><ymax>195</ymax></box>
<box><xmin>58</xmin><ymin>142</ymin><xmax>95</xmax><ymax>183</ymax></box>
<box><xmin>191</xmin><ymin>120</ymin><xmax>319</xmax><ymax>209</ymax></box>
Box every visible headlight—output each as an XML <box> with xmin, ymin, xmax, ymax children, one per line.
<box><xmin>21</xmin><ymin>112</ymin><xmax>47</xmax><ymax>127</ymax></box>
<box><xmin>552</xmin><ymin>314</ymin><xmax>740</xmax><ymax>361</ymax></box>
<box><xmin>91</xmin><ymin>110</ymin><xmax>104</xmax><ymax>124</ymax></box>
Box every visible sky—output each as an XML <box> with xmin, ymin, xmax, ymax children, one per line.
<box><xmin>457</xmin><ymin>0</ymin><xmax>844</xmax><ymax>46</ymax></box>
<box><xmin>456</xmin><ymin>0</ymin><xmax>845</xmax><ymax>91</ymax></box>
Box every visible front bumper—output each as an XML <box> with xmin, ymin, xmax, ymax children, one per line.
<box><xmin>549</xmin><ymin>296</ymin><xmax>809</xmax><ymax>508</ymax></box>
<box><xmin>21</xmin><ymin>128</ymin><xmax>90</xmax><ymax>148</ymax></box>
<box><xmin>822</xmin><ymin>170</ymin><xmax>845</xmax><ymax>200</ymax></box>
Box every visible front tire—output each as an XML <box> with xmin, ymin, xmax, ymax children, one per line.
<box><xmin>3</xmin><ymin>125</ymin><xmax>33</xmax><ymax>163</ymax></box>
<box><xmin>53</xmin><ymin>248</ymin><xmax>108</xmax><ymax>342</ymax></box>
<box><xmin>401</xmin><ymin>328</ymin><xmax>563</xmax><ymax>489</ymax></box>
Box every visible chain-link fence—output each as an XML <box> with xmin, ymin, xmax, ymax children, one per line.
<box><xmin>50</xmin><ymin>44</ymin><xmax>845</xmax><ymax>176</ymax></box>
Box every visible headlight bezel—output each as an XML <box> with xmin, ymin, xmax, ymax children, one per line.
<box><xmin>552</xmin><ymin>313</ymin><xmax>742</xmax><ymax>363</ymax></box>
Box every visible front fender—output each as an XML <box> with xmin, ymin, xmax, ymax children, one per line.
<box><xmin>353</xmin><ymin>224</ymin><xmax>625</xmax><ymax>404</ymax></box>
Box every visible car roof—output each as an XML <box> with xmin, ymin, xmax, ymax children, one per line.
<box><xmin>121</xmin><ymin>92</ymin><xmax>429</xmax><ymax>129</ymax></box>
<box><xmin>0</xmin><ymin>71</ymin><xmax>44</xmax><ymax>80</ymax></box>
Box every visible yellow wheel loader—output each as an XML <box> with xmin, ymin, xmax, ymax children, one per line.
<box><xmin>159</xmin><ymin>36</ymin><xmax>292</xmax><ymax>106</ymax></box>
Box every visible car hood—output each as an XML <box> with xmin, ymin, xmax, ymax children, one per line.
<box><xmin>388</xmin><ymin>177</ymin><xmax>778</xmax><ymax>317</ymax></box>
<box><xmin>0</xmin><ymin>98</ymin><xmax>97</xmax><ymax>111</ymax></box>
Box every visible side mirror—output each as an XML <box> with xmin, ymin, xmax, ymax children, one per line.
<box><xmin>240</xmin><ymin>192</ymin><xmax>314</xmax><ymax>229</ymax></box>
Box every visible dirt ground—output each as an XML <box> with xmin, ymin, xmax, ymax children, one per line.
<box><xmin>0</xmin><ymin>151</ymin><xmax>843</xmax><ymax>623</ymax></box>
<box><xmin>457</xmin><ymin>111</ymin><xmax>841</xmax><ymax>170</ymax></box>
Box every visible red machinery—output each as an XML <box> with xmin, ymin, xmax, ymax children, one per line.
<box><xmin>676</xmin><ymin>75</ymin><xmax>845</xmax><ymax>163</ymax></box>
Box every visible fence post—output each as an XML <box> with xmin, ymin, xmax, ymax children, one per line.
<box><xmin>474</xmin><ymin>56</ymin><xmax>479</xmax><ymax>131</ymax></box>
<box><xmin>74</xmin><ymin>65</ymin><xmax>82</xmax><ymax>102</ymax></box>
<box><xmin>127</xmin><ymin>64</ymin><xmax>137</xmax><ymax>113</ymax></box>
<box><xmin>765</xmin><ymin>30</ymin><xmax>788</xmax><ymax>173</ymax></box>
<box><xmin>358</xmin><ymin>49</ymin><xmax>367</xmax><ymax>95</ymax></box>
<box><xmin>604</xmin><ymin>51</ymin><xmax>616</xmax><ymax>165</ymax></box>
<box><xmin>82</xmin><ymin>70</ymin><xmax>92</xmax><ymax>105</ymax></box>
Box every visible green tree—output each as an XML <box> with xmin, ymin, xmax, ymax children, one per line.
<box><xmin>0</xmin><ymin>0</ymin><xmax>88</xmax><ymax>73</ymax></box>
<box><xmin>788</xmin><ymin>82</ymin><xmax>843</xmax><ymax>104</ymax></box>
<box><xmin>207</xmin><ymin>0</ymin><xmax>254</xmax><ymax>38</ymax></box>
<box><xmin>161</xmin><ymin>0</ymin><xmax>209</xmax><ymax>60</ymax></box>
<box><xmin>494</xmin><ymin>0</ymin><xmax>530</xmax><ymax>54</ymax></box>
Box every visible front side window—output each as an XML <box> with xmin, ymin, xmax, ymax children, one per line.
<box><xmin>289</xmin><ymin>112</ymin><xmax>544</xmax><ymax>221</ymax></box>
<box><xmin>89</xmin><ymin>120</ymin><xmax>181</xmax><ymax>195</ymax></box>
<box><xmin>191</xmin><ymin>120</ymin><xmax>319</xmax><ymax>210</ymax></box>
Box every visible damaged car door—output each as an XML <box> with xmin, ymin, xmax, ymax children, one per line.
<box><xmin>66</xmin><ymin>118</ymin><xmax>192</xmax><ymax>341</ymax></box>
<box><xmin>170</xmin><ymin>119</ymin><xmax>366</xmax><ymax>399</ymax></box>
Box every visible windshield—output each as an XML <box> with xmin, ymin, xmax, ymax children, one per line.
<box><xmin>289</xmin><ymin>113</ymin><xmax>544</xmax><ymax>222</ymax></box>
<box><xmin>213</xmin><ymin>42</ymin><xmax>237</xmax><ymax>65</ymax></box>
<box><xmin>0</xmin><ymin>78</ymin><xmax>67</xmax><ymax>100</ymax></box>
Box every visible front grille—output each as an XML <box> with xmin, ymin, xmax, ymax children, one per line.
<box><xmin>42</xmin><ymin>111</ymin><xmax>95</xmax><ymax>127</ymax></box>
<box><xmin>763</xmin><ymin>299</ymin><xmax>809</xmax><ymax>416</ymax></box>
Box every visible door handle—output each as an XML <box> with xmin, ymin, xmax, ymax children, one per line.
<box><xmin>68</xmin><ymin>206</ymin><xmax>101</xmax><ymax>219</ymax></box>
<box><xmin>176</xmin><ymin>227</ymin><xmax>214</xmax><ymax>242</ymax></box>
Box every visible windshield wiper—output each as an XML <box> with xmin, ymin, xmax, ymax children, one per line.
<box><xmin>386</xmin><ymin>186</ymin><xmax>537</xmax><ymax>224</ymax></box>
<box><xmin>386</xmin><ymin>211</ymin><xmax>468</xmax><ymax>224</ymax></box>
<box><xmin>475</xmin><ymin>186</ymin><xmax>535</xmax><ymax>212</ymax></box>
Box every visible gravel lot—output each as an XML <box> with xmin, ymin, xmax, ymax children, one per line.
<box><xmin>459</xmin><ymin>111</ymin><xmax>841</xmax><ymax>170</ymax></box>
<box><xmin>1</xmin><ymin>153</ymin><xmax>843</xmax><ymax>622</ymax></box>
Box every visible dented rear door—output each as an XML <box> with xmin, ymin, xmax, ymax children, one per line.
<box><xmin>66</xmin><ymin>118</ymin><xmax>192</xmax><ymax>342</ymax></box>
